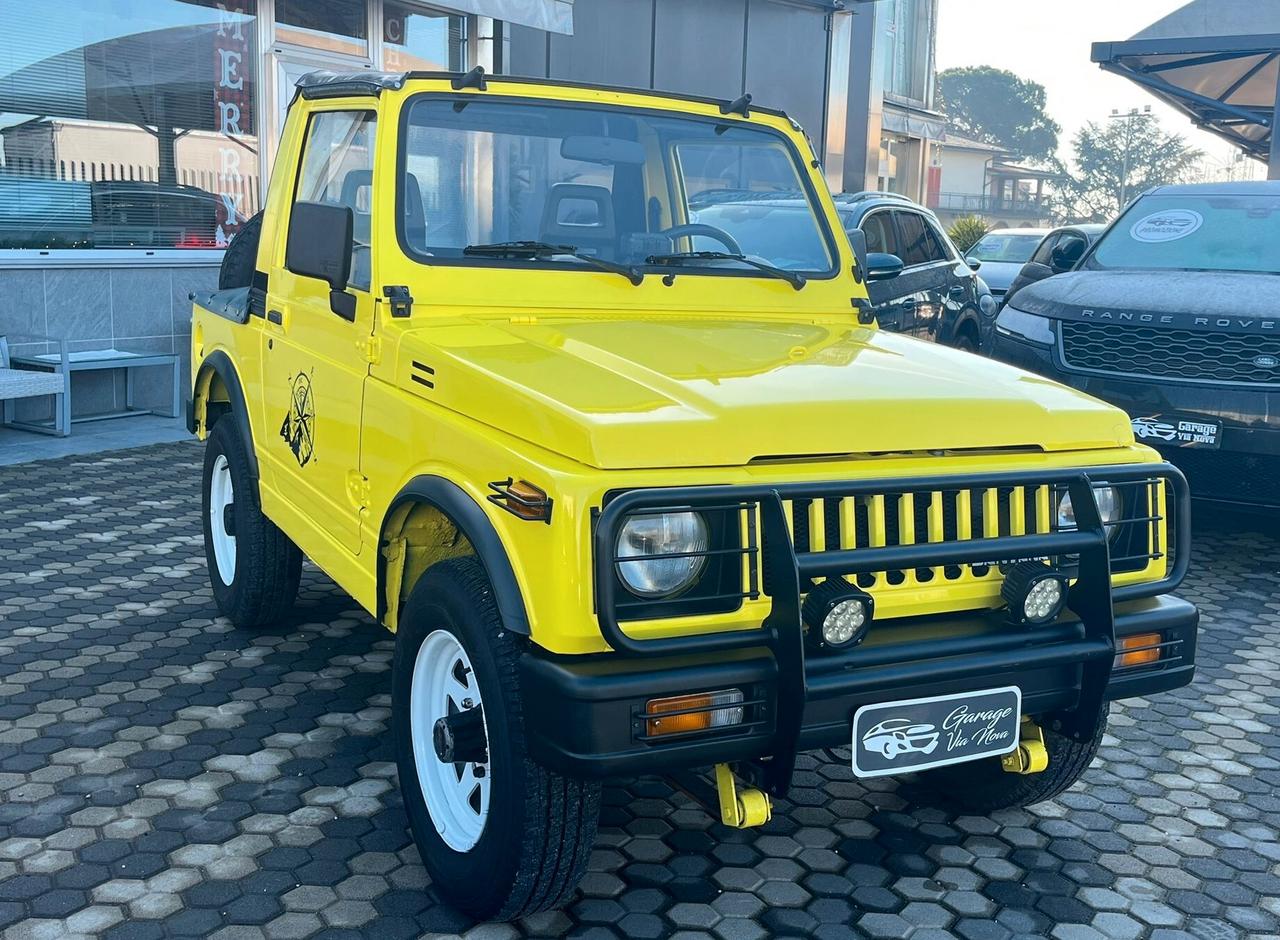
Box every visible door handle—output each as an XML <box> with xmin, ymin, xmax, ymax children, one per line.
<box><xmin>900</xmin><ymin>298</ymin><xmax>918</xmax><ymax>309</ymax></box>
<box><xmin>267</xmin><ymin>309</ymin><xmax>283</xmax><ymax>325</ymax></box>
<box><xmin>949</xmin><ymin>284</ymin><xmax>967</xmax><ymax>296</ymax></box>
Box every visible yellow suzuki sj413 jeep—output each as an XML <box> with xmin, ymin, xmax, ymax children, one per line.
<box><xmin>190</xmin><ymin>68</ymin><xmax>1197</xmax><ymax>921</ymax></box>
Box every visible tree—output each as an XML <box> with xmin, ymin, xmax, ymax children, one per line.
<box><xmin>947</xmin><ymin>216</ymin><xmax>988</xmax><ymax>255</ymax></box>
<box><xmin>937</xmin><ymin>67</ymin><xmax>1061</xmax><ymax>164</ymax></box>
<box><xmin>1063</xmin><ymin>118</ymin><xmax>1203</xmax><ymax>222</ymax></box>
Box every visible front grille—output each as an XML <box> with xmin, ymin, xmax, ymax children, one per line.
<box><xmin>1166</xmin><ymin>448</ymin><xmax>1280</xmax><ymax>505</ymax></box>
<box><xmin>1060</xmin><ymin>321</ymin><xmax>1280</xmax><ymax>385</ymax></box>
<box><xmin>773</xmin><ymin>477</ymin><xmax>1170</xmax><ymax>621</ymax></box>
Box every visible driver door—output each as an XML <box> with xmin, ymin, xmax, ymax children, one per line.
<box><xmin>260</xmin><ymin>108</ymin><xmax>378</xmax><ymax>555</ymax></box>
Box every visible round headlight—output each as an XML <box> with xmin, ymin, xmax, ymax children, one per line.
<box><xmin>1057</xmin><ymin>485</ymin><xmax>1121</xmax><ymax>530</ymax></box>
<box><xmin>615</xmin><ymin>512</ymin><xmax>709</xmax><ymax>598</ymax></box>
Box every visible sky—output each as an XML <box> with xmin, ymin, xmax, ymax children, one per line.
<box><xmin>934</xmin><ymin>0</ymin><xmax>1262</xmax><ymax>178</ymax></box>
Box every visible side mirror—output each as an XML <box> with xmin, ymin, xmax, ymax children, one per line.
<box><xmin>965</xmin><ymin>256</ymin><xmax>982</xmax><ymax>272</ymax></box>
<box><xmin>286</xmin><ymin>201</ymin><xmax>355</xmax><ymax>319</ymax></box>
<box><xmin>847</xmin><ymin>228</ymin><xmax>869</xmax><ymax>284</ymax></box>
<box><xmin>1050</xmin><ymin>243</ymin><xmax>1082</xmax><ymax>273</ymax></box>
<box><xmin>866</xmin><ymin>252</ymin><xmax>904</xmax><ymax>281</ymax></box>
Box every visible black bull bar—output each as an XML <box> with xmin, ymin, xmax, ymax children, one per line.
<box><xmin>592</xmin><ymin>464</ymin><xmax>1190</xmax><ymax>796</ymax></box>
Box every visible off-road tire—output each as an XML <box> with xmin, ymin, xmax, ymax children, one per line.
<box><xmin>201</xmin><ymin>419</ymin><xmax>302</xmax><ymax>627</ymax></box>
<box><xmin>218</xmin><ymin>211</ymin><xmax>263</xmax><ymax>290</ymax></box>
<box><xmin>392</xmin><ymin>557</ymin><xmax>601</xmax><ymax>921</ymax></box>
<box><xmin>913</xmin><ymin>706</ymin><xmax>1109</xmax><ymax>813</ymax></box>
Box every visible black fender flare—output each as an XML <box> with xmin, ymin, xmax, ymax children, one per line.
<box><xmin>192</xmin><ymin>350</ymin><xmax>260</xmax><ymax>492</ymax></box>
<box><xmin>379</xmin><ymin>475</ymin><xmax>531</xmax><ymax>635</ymax></box>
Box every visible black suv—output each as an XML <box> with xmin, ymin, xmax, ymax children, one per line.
<box><xmin>834</xmin><ymin>192</ymin><xmax>998</xmax><ymax>351</ymax></box>
<box><xmin>690</xmin><ymin>190</ymin><xmax>997</xmax><ymax>350</ymax></box>
<box><xmin>988</xmin><ymin>181</ymin><xmax>1280</xmax><ymax>509</ymax></box>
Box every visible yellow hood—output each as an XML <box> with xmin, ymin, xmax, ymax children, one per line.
<box><xmin>404</xmin><ymin>315</ymin><xmax>1134</xmax><ymax>469</ymax></box>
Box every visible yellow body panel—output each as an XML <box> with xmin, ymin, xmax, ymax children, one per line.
<box><xmin>191</xmin><ymin>76</ymin><xmax>1168</xmax><ymax>657</ymax></box>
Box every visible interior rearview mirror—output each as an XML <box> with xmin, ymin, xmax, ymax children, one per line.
<box><xmin>561</xmin><ymin>135</ymin><xmax>646</xmax><ymax>166</ymax></box>
<box><xmin>866</xmin><ymin>252</ymin><xmax>904</xmax><ymax>281</ymax></box>
<box><xmin>286</xmin><ymin>202</ymin><xmax>355</xmax><ymax>319</ymax></box>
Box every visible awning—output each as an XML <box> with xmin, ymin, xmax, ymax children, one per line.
<box><xmin>881</xmin><ymin>100</ymin><xmax>947</xmax><ymax>141</ymax></box>
<box><xmin>1091</xmin><ymin>0</ymin><xmax>1280</xmax><ymax>169</ymax></box>
<box><xmin>446</xmin><ymin>0</ymin><xmax>573</xmax><ymax>35</ymax></box>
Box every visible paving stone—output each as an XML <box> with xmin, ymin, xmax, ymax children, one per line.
<box><xmin>0</xmin><ymin>441</ymin><xmax>1276</xmax><ymax>940</ymax></box>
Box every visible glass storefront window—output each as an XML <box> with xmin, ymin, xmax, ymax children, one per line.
<box><xmin>275</xmin><ymin>0</ymin><xmax>369</xmax><ymax>57</ymax></box>
<box><xmin>383</xmin><ymin>4</ymin><xmax>466</xmax><ymax>72</ymax></box>
<box><xmin>0</xmin><ymin>0</ymin><xmax>260</xmax><ymax>249</ymax></box>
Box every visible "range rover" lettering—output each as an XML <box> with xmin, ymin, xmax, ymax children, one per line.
<box><xmin>1078</xmin><ymin>309</ymin><xmax>1276</xmax><ymax>330</ymax></box>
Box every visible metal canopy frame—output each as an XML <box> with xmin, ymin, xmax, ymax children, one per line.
<box><xmin>1091</xmin><ymin>34</ymin><xmax>1280</xmax><ymax>173</ymax></box>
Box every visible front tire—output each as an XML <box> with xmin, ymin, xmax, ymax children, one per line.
<box><xmin>913</xmin><ymin>706</ymin><xmax>1108</xmax><ymax>813</ymax></box>
<box><xmin>393</xmin><ymin>557</ymin><xmax>600</xmax><ymax>921</ymax></box>
<box><xmin>201</xmin><ymin>419</ymin><xmax>301</xmax><ymax>627</ymax></box>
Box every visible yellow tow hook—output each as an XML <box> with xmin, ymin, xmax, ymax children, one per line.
<box><xmin>1002</xmin><ymin>716</ymin><xmax>1050</xmax><ymax>775</ymax></box>
<box><xmin>714</xmin><ymin>763</ymin><xmax>772</xmax><ymax>828</ymax></box>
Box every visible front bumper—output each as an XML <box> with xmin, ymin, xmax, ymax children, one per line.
<box><xmin>523</xmin><ymin>464</ymin><xmax>1195</xmax><ymax>791</ymax></box>
<box><xmin>990</xmin><ymin>331</ymin><xmax>1280</xmax><ymax>507</ymax></box>
<box><xmin>522</xmin><ymin>594</ymin><xmax>1197</xmax><ymax>779</ymax></box>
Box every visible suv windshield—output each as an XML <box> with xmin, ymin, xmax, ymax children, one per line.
<box><xmin>968</xmin><ymin>233</ymin><xmax>1043</xmax><ymax>263</ymax></box>
<box><xmin>1084</xmin><ymin>192</ymin><xmax>1280</xmax><ymax>274</ymax></box>
<box><xmin>399</xmin><ymin>97</ymin><xmax>835</xmax><ymax>276</ymax></box>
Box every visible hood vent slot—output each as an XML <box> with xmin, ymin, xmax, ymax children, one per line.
<box><xmin>410</xmin><ymin>360</ymin><xmax>435</xmax><ymax>390</ymax></box>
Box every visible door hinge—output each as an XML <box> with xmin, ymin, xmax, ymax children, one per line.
<box><xmin>346</xmin><ymin>471</ymin><xmax>371</xmax><ymax>510</ymax></box>
<box><xmin>359</xmin><ymin>334</ymin><xmax>382</xmax><ymax>364</ymax></box>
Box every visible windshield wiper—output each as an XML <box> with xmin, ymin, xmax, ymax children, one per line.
<box><xmin>462</xmin><ymin>241</ymin><xmax>644</xmax><ymax>285</ymax></box>
<box><xmin>645</xmin><ymin>250</ymin><xmax>806</xmax><ymax>290</ymax></box>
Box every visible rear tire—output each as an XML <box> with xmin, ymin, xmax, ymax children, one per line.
<box><xmin>201</xmin><ymin>419</ymin><xmax>301</xmax><ymax>627</ymax></box>
<box><xmin>913</xmin><ymin>706</ymin><xmax>1108</xmax><ymax>813</ymax></box>
<box><xmin>393</xmin><ymin>557</ymin><xmax>600</xmax><ymax>921</ymax></box>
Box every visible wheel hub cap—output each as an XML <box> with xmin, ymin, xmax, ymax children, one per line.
<box><xmin>411</xmin><ymin>630</ymin><xmax>491</xmax><ymax>852</ymax></box>
<box><xmin>208</xmin><ymin>454</ymin><xmax>237</xmax><ymax>584</ymax></box>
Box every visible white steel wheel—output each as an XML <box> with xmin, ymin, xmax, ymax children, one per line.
<box><xmin>411</xmin><ymin>629</ymin><xmax>491</xmax><ymax>852</ymax></box>
<box><xmin>208</xmin><ymin>453</ymin><xmax>236</xmax><ymax>584</ymax></box>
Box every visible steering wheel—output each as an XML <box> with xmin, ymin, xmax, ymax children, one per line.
<box><xmin>659</xmin><ymin>223</ymin><xmax>742</xmax><ymax>256</ymax></box>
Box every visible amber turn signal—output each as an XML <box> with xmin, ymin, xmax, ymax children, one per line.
<box><xmin>645</xmin><ymin>689</ymin><xmax>744</xmax><ymax>737</ymax></box>
<box><xmin>487</xmin><ymin>478</ymin><xmax>553</xmax><ymax>522</ymax></box>
<box><xmin>1114</xmin><ymin>632</ymin><xmax>1161</xmax><ymax>668</ymax></box>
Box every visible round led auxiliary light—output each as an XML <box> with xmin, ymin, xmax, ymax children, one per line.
<box><xmin>802</xmin><ymin>579</ymin><xmax>874</xmax><ymax>651</ymax></box>
<box><xmin>1001</xmin><ymin>560</ymin><xmax>1070</xmax><ymax>625</ymax></box>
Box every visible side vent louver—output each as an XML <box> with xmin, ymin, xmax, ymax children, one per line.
<box><xmin>410</xmin><ymin>361</ymin><xmax>435</xmax><ymax>391</ymax></box>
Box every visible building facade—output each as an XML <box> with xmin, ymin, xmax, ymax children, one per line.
<box><xmin>0</xmin><ymin>0</ymin><xmax>938</xmax><ymax>419</ymax></box>
<box><xmin>930</xmin><ymin>134</ymin><xmax>1055</xmax><ymax>229</ymax></box>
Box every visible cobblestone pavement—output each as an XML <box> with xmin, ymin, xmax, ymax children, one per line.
<box><xmin>1</xmin><ymin>441</ymin><xmax>1278</xmax><ymax>940</ymax></box>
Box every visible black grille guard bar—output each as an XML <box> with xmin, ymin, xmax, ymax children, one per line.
<box><xmin>591</xmin><ymin>463</ymin><xmax>1189</xmax><ymax>795</ymax></box>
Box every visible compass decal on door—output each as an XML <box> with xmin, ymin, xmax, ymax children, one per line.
<box><xmin>279</xmin><ymin>370</ymin><xmax>315</xmax><ymax>467</ymax></box>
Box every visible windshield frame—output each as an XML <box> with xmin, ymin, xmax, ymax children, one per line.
<box><xmin>393</xmin><ymin>92</ymin><xmax>842</xmax><ymax>283</ymax></box>
<box><xmin>1079</xmin><ymin>191</ymin><xmax>1280</xmax><ymax>276</ymax></box>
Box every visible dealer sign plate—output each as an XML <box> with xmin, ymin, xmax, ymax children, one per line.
<box><xmin>851</xmin><ymin>686</ymin><xmax>1022</xmax><ymax>779</ymax></box>
<box><xmin>1130</xmin><ymin>413</ymin><xmax>1222</xmax><ymax>449</ymax></box>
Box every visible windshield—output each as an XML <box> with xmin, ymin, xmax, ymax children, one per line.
<box><xmin>968</xmin><ymin>233</ymin><xmax>1043</xmax><ymax>263</ymax></box>
<box><xmin>399</xmin><ymin>97</ymin><xmax>836</xmax><ymax>276</ymax></box>
<box><xmin>1084</xmin><ymin>193</ymin><xmax>1280</xmax><ymax>274</ymax></box>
